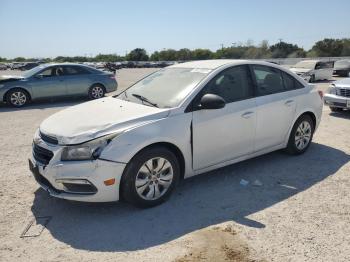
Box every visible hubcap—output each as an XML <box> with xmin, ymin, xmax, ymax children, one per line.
<box><xmin>91</xmin><ymin>86</ymin><xmax>104</xmax><ymax>98</ymax></box>
<box><xmin>10</xmin><ymin>91</ymin><xmax>26</xmax><ymax>106</ymax></box>
<box><xmin>135</xmin><ymin>157</ymin><xmax>174</xmax><ymax>201</ymax></box>
<box><xmin>295</xmin><ymin>121</ymin><xmax>312</xmax><ymax>150</ymax></box>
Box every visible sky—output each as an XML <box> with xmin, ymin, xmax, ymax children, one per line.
<box><xmin>0</xmin><ymin>0</ymin><xmax>349</xmax><ymax>58</ymax></box>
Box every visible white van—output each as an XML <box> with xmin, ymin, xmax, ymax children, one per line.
<box><xmin>290</xmin><ymin>60</ymin><xmax>333</xmax><ymax>82</ymax></box>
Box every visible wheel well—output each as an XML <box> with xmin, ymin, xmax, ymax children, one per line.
<box><xmin>3</xmin><ymin>88</ymin><xmax>31</xmax><ymax>102</ymax></box>
<box><xmin>299</xmin><ymin>111</ymin><xmax>316</xmax><ymax>128</ymax></box>
<box><xmin>90</xmin><ymin>83</ymin><xmax>106</xmax><ymax>91</ymax></box>
<box><xmin>136</xmin><ymin>142</ymin><xmax>186</xmax><ymax>180</ymax></box>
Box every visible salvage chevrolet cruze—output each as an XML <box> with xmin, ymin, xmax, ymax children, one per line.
<box><xmin>29</xmin><ymin>60</ymin><xmax>323</xmax><ymax>207</ymax></box>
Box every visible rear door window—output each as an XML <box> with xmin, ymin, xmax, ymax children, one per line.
<box><xmin>64</xmin><ymin>66</ymin><xmax>90</xmax><ymax>75</ymax></box>
<box><xmin>282</xmin><ymin>72</ymin><xmax>304</xmax><ymax>91</ymax></box>
<box><xmin>252</xmin><ymin>65</ymin><xmax>284</xmax><ymax>95</ymax></box>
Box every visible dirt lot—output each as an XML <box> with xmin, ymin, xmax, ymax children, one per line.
<box><xmin>0</xmin><ymin>69</ymin><xmax>349</xmax><ymax>262</ymax></box>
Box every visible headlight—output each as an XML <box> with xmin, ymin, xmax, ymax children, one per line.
<box><xmin>61</xmin><ymin>133</ymin><xmax>120</xmax><ymax>161</ymax></box>
<box><xmin>302</xmin><ymin>71</ymin><xmax>312</xmax><ymax>76</ymax></box>
<box><xmin>328</xmin><ymin>84</ymin><xmax>336</xmax><ymax>94</ymax></box>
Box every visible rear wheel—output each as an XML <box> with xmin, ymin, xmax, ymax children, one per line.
<box><xmin>88</xmin><ymin>84</ymin><xmax>105</xmax><ymax>99</ymax></box>
<box><xmin>6</xmin><ymin>88</ymin><xmax>29</xmax><ymax>107</ymax></box>
<box><xmin>285</xmin><ymin>115</ymin><xmax>314</xmax><ymax>155</ymax></box>
<box><xmin>330</xmin><ymin>106</ymin><xmax>343</xmax><ymax>112</ymax></box>
<box><xmin>121</xmin><ymin>146</ymin><xmax>180</xmax><ymax>208</ymax></box>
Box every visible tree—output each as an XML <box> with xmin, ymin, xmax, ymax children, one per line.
<box><xmin>310</xmin><ymin>38</ymin><xmax>343</xmax><ymax>57</ymax></box>
<box><xmin>176</xmin><ymin>48</ymin><xmax>192</xmax><ymax>61</ymax></box>
<box><xmin>191</xmin><ymin>49</ymin><xmax>213</xmax><ymax>60</ymax></box>
<box><xmin>13</xmin><ymin>57</ymin><xmax>26</xmax><ymax>62</ymax></box>
<box><xmin>126</xmin><ymin>48</ymin><xmax>149</xmax><ymax>61</ymax></box>
<box><xmin>269</xmin><ymin>41</ymin><xmax>302</xmax><ymax>58</ymax></box>
<box><xmin>158</xmin><ymin>49</ymin><xmax>177</xmax><ymax>61</ymax></box>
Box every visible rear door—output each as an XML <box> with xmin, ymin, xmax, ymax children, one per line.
<box><xmin>63</xmin><ymin>65</ymin><xmax>92</xmax><ymax>95</ymax></box>
<box><xmin>251</xmin><ymin>65</ymin><xmax>297</xmax><ymax>152</ymax></box>
<box><xmin>192</xmin><ymin>65</ymin><xmax>256</xmax><ymax>170</ymax></box>
<box><xmin>30</xmin><ymin>66</ymin><xmax>67</xmax><ymax>98</ymax></box>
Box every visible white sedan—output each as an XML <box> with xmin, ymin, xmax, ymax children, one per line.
<box><xmin>29</xmin><ymin>60</ymin><xmax>323</xmax><ymax>207</ymax></box>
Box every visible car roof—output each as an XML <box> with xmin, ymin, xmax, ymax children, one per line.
<box><xmin>169</xmin><ymin>59</ymin><xmax>252</xmax><ymax>69</ymax></box>
<box><xmin>42</xmin><ymin>63</ymin><xmax>85</xmax><ymax>67</ymax></box>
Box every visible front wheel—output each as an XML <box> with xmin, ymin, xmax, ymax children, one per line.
<box><xmin>285</xmin><ymin>115</ymin><xmax>314</xmax><ymax>155</ymax></box>
<box><xmin>121</xmin><ymin>146</ymin><xmax>180</xmax><ymax>208</ymax></box>
<box><xmin>88</xmin><ymin>84</ymin><xmax>105</xmax><ymax>99</ymax></box>
<box><xmin>6</xmin><ymin>88</ymin><xmax>29</xmax><ymax>107</ymax></box>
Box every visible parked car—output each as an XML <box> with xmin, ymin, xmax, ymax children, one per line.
<box><xmin>0</xmin><ymin>63</ymin><xmax>7</xmax><ymax>70</ymax></box>
<box><xmin>333</xmin><ymin>59</ymin><xmax>350</xmax><ymax>77</ymax></box>
<box><xmin>29</xmin><ymin>60</ymin><xmax>323</xmax><ymax>207</ymax></box>
<box><xmin>290</xmin><ymin>60</ymin><xmax>333</xmax><ymax>82</ymax></box>
<box><xmin>18</xmin><ymin>62</ymin><xmax>40</xmax><ymax>71</ymax></box>
<box><xmin>324</xmin><ymin>78</ymin><xmax>350</xmax><ymax>111</ymax></box>
<box><xmin>0</xmin><ymin>63</ymin><xmax>117</xmax><ymax>107</ymax></box>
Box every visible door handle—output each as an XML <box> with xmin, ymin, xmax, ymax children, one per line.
<box><xmin>284</xmin><ymin>100</ymin><xmax>294</xmax><ymax>106</ymax></box>
<box><xmin>241</xmin><ymin>111</ymin><xmax>254</xmax><ymax>119</ymax></box>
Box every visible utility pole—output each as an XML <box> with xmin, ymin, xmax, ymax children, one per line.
<box><xmin>278</xmin><ymin>38</ymin><xmax>283</xmax><ymax>44</ymax></box>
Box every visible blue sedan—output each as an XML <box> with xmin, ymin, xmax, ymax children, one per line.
<box><xmin>0</xmin><ymin>63</ymin><xmax>118</xmax><ymax>107</ymax></box>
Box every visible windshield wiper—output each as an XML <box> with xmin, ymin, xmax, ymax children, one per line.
<box><xmin>132</xmin><ymin>94</ymin><xmax>158</xmax><ymax>107</ymax></box>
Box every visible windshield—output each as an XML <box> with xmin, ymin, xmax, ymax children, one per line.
<box><xmin>22</xmin><ymin>65</ymin><xmax>46</xmax><ymax>78</ymax></box>
<box><xmin>335</xmin><ymin>60</ymin><xmax>350</xmax><ymax>67</ymax></box>
<box><xmin>292</xmin><ymin>61</ymin><xmax>316</xmax><ymax>69</ymax></box>
<box><xmin>117</xmin><ymin>68</ymin><xmax>211</xmax><ymax>108</ymax></box>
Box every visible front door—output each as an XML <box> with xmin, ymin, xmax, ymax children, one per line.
<box><xmin>30</xmin><ymin>66</ymin><xmax>67</xmax><ymax>98</ymax></box>
<box><xmin>192</xmin><ymin>65</ymin><xmax>256</xmax><ymax>170</ymax></box>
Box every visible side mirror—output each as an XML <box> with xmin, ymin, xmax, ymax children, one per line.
<box><xmin>199</xmin><ymin>94</ymin><xmax>226</xmax><ymax>110</ymax></box>
<box><xmin>35</xmin><ymin>74</ymin><xmax>44</xmax><ymax>79</ymax></box>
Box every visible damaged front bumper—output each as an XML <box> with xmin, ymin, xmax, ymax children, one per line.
<box><xmin>29</xmin><ymin>132</ymin><xmax>126</xmax><ymax>202</ymax></box>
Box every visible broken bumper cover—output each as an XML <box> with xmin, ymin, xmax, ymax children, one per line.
<box><xmin>29</xmin><ymin>157</ymin><xmax>126</xmax><ymax>202</ymax></box>
<box><xmin>324</xmin><ymin>94</ymin><xmax>350</xmax><ymax>109</ymax></box>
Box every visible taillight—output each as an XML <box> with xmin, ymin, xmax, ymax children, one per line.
<box><xmin>318</xmin><ymin>90</ymin><xmax>324</xmax><ymax>99</ymax></box>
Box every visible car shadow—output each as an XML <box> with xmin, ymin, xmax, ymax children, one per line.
<box><xmin>0</xmin><ymin>97</ymin><xmax>90</xmax><ymax>112</ymax></box>
<box><xmin>329</xmin><ymin>111</ymin><xmax>350</xmax><ymax>119</ymax></box>
<box><xmin>31</xmin><ymin>142</ymin><xmax>349</xmax><ymax>252</ymax></box>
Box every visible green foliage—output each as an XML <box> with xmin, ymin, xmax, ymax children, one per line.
<box><xmin>13</xmin><ymin>57</ymin><xmax>26</xmax><ymax>62</ymax></box>
<box><xmin>270</xmin><ymin>42</ymin><xmax>301</xmax><ymax>58</ymax></box>
<box><xmin>3</xmin><ymin>38</ymin><xmax>350</xmax><ymax>62</ymax></box>
<box><xmin>310</xmin><ymin>38</ymin><xmax>344</xmax><ymax>57</ymax></box>
<box><xmin>126</xmin><ymin>48</ymin><xmax>149</xmax><ymax>61</ymax></box>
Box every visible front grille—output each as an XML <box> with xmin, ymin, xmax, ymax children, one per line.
<box><xmin>40</xmin><ymin>131</ymin><xmax>58</xmax><ymax>145</ymax></box>
<box><xmin>337</xmin><ymin>88</ymin><xmax>350</xmax><ymax>98</ymax></box>
<box><xmin>33</xmin><ymin>144</ymin><xmax>54</xmax><ymax>165</ymax></box>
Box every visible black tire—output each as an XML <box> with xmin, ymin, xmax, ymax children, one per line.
<box><xmin>121</xmin><ymin>146</ymin><xmax>180</xmax><ymax>208</ymax></box>
<box><xmin>330</xmin><ymin>106</ymin><xmax>343</xmax><ymax>112</ymax></box>
<box><xmin>6</xmin><ymin>88</ymin><xmax>30</xmax><ymax>107</ymax></box>
<box><xmin>309</xmin><ymin>75</ymin><xmax>315</xmax><ymax>83</ymax></box>
<box><xmin>285</xmin><ymin>115</ymin><xmax>314</xmax><ymax>155</ymax></box>
<box><xmin>88</xmin><ymin>84</ymin><xmax>105</xmax><ymax>99</ymax></box>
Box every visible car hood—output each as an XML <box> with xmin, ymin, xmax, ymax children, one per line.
<box><xmin>40</xmin><ymin>97</ymin><xmax>170</xmax><ymax>144</ymax></box>
<box><xmin>334</xmin><ymin>78</ymin><xmax>350</xmax><ymax>89</ymax></box>
<box><xmin>289</xmin><ymin>68</ymin><xmax>312</xmax><ymax>74</ymax></box>
<box><xmin>0</xmin><ymin>75</ymin><xmax>24</xmax><ymax>83</ymax></box>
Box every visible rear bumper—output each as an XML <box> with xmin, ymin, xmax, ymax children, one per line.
<box><xmin>324</xmin><ymin>94</ymin><xmax>350</xmax><ymax>109</ymax></box>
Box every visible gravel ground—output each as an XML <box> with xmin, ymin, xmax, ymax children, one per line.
<box><xmin>0</xmin><ymin>69</ymin><xmax>349</xmax><ymax>262</ymax></box>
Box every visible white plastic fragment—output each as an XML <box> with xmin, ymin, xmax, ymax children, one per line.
<box><xmin>252</xmin><ymin>179</ymin><xmax>263</xmax><ymax>187</ymax></box>
<box><xmin>240</xmin><ymin>179</ymin><xmax>249</xmax><ymax>186</ymax></box>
